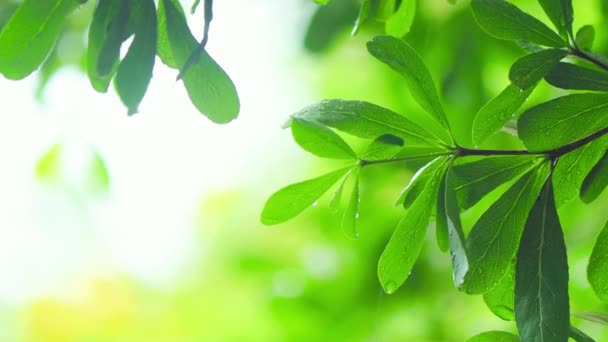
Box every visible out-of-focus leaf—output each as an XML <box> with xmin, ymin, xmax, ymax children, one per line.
<box><xmin>0</xmin><ymin>0</ymin><xmax>75</xmax><ymax>79</ymax></box>
<box><xmin>545</xmin><ymin>62</ymin><xmax>608</xmax><ymax>91</ymax></box>
<box><xmin>342</xmin><ymin>172</ymin><xmax>360</xmax><ymax>239</ymax></box>
<box><xmin>351</xmin><ymin>0</ymin><xmax>370</xmax><ymax>36</ymax></box>
<box><xmin>378</xmin><ymin>157</ymin><xmax>448</xmax><ymax>294</ymax></box>
<box><xmin>471</xmin><ymin>0</ymin><xmax>566</xmax><ymax>48</ymax></box>
<box><xmin>472</xmin><ymin>84</ymin><xmax>535</xmax><ymax>145</ymax></box>
<box><xmin>396</xmin><ymin>157</ymin><xmax>445</xmax><ymax>208</ymax></box>
<box><xmin>293</xmin><ymin>100</ymin><xmax>446</xmax><ymax>147</ymax></box>
<box><xmin>367</xmin><ymin>36</ymin><xmax>452</xmax><ymax>133</ymax></box>
<box><xmin>518</xmin><ymin>93</ymin><xmax>608</xmax><ymax>152</ymax></box>
<box><xmin>580</xmin><ymin>151</ymin><xmax>608</xmax><ymax>203</ymax></box>
<box><xmin>575</xmin><ymin>25</ymin><xmax>595</xmax><ymax>51</ymax></box>
<box><xmin>291</xmin><ymin>118</ymin><xmax>357</xmax><ymax>160</ymax></box>
<box><xmin>452</xmin><ymin>155</ymin><xmax>539</xmax><ymax>211</ymax></box>
<box><xmin>462</xmin><ymin>163</ymin><xmax>550</xmax><ymax>294</ymax></box>
<box><xmin>515</xmin><ymin>178</ymin><xmax>570</xmax><ymax>342</ymax></box>
<box><xmin>466</xmin><ymin>331</ymin><xmax>520</xmax><ymax>342</ymax></box>
<box><xmin>304</xmin><ymin>0</ymin><xmax>358</xmax><ymax>53</ymax></box>
<box><xmin>537</xmin><ymin>0</ymin><xmax>573</xmax><ymax>37</ymax></box>
<box><xmin>385</xmin><ymin>0</ymin><xmax>415</xmax><ymax>38</ymax></box>
<box><xmin>89</xmin><ymin>151</ymin><xmax>111</xmax><ymax>193</ymax></box>
<box><xmin>569</xmin><ymin>326</ymin><xmax>596</xmax><ymax>342</ymax></box>
<box><xmin>508</xmin><ymin>49</ymin><xmax>567</xmax><ymax>90</ymax></box>
<box><xmin>261</xmin><ymin>167</ymin><xmax>352</xmax><ymax>225</ymax></box>
<box><xmin>574</xmin><ymin>312</ymin><xmax>608</xmax><ymax>325</ymax></box>
<box><xmin>361</xmin><ymin>134</ymin><xmax>404</xmax><ymax>161</ymax></box>
<box><xmin>158</xmin><ymin>0</ymin><xmax>239</xmax><ymax>123</ymax></box>
<box><xmin>588</xmin><ymin>221</ymin><xmax>608</xmax><ymax>302</ymax></box>
<box><xmin>35</xmin><ymin>144</ymin><xmax>62</xmax><ymax>182</ymax></box>
<box><xmin>375</xmin><ymin>0</ymin><xmax>396</xmax><ymax>21</ymax></box>
<box><xmin>483</xmin><ymin>259</ymin><xmax>515</xmax><ymax>321</ymax></box>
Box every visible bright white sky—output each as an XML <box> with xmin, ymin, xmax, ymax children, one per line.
<box><xmin>0</xmin><ymin>0</ymin><xmax>316</xmax><ymax>303</ymax></box>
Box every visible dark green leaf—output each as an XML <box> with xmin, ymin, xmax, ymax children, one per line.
<box><xmin>575</xmin><ymin>25</ymin><xmax>595</xmax><ymax>51</ymax></box>
<box><xmin>453</xmin><ymin>155</ymin><xmax>539</xmax><ymax>211</ymax></box>
<box><xmin>158</xmin><ymin>0</ymin><xmax>239</xmax><ymax>123</ymax></box>
<box><xmin>569</xmin><ymin>326</ymin><xmax>596</xmax><ymax>342</ymax></box>
<box><xmin>378</xmin><ymin>157</ymin><xmax>448</xmax><ymax>294</ymax></box>
<box><xmin>580</xmin><ymin>151</ymin><xmax>608</xmax><ymax>203</ymax></box>
<box><xmin>472</xmin><ymin>84</ymin><xmax>535</xmax><ymax>145</ymax></box>
<box><xmin>538</xmin><ymin>0</ymin><xmax>573</xmax><ymax>37</ymax></box>
<box><xmin>471</xmin><ymin>0</ymin><xmax>566</xmax><ymax>48</ymax></box>
<box><xmin>518</xmin><ymin>93</ymin><xmax>608</xmax><ymax>152</ymax></box>
<box><xmin>342</xmin><ymin>172</ymin><xmax>360</xmax><ymax>239</ymax></box>
<box><xmin>293</xmin><ymin>100</ymin><xmax>445</xmax><ymax>147</ymax></box>
<box><xmin>462</xmin><ymin>162</ymin><xmax>550</xmax><ymax>294</ymax></box>
<box><xmin>466</xmin><ymin>331</ymin><xmax>520</xmax><ymax>342</ymax></box>
<box><xmin>291</xmin><ymin>118</ymin><xmax>357</xmax><ymax>160</ymax></box>
<box><xmin>574</xmin><ymin>312</ymin><xmax>608</xmax><ymax>325</ymax></box>
<box><xmin>114</xmin><ymin>0</ymin><xmax>157</xmax><ymax>115</ymax></box>
<box><xmin>304</xmin><ymin>0</ymin><xmax>358</xmax><ymax>53</ymax></box>
<box><xmin>553</xmin><ymin>136</ymin><xmax>608</xmax><ymax>207</ymax></box>
<box><xmin>396</xmin><ymin>157</ymin><xmax>445</xmax><ymax>208</ymax></box>
<box><xmin>362</xmin><ymin>134</ymin><xmax>404</xmax><ymax>161</ymax></box>
<box><xmin>0</xmin><ymin>0</ymin><xmax>75</xmax><ymax>79</ymax></box>
<box><xmin>261</xmin><ymin>167</ymin><xmax>352</xmax><ymax>225</ymax></box>
<box><xmin>588</xmin><ymin>221</ymin><xmax>608</xmax><ymax>302</ymax></box>
<box><xmin>367</xmin><ymin>36</ymin><xmax>452</xmax><ymax>132</ymax></box>
<box><xmin>385</xmin><ymin>0</ymin><xmax>416</xmax><ymax>38</ymax></box>
<box><xmin>509</xmin><ymin>49</ymin><xmax>567</xmax><ymax>90</ymax></box>
<box><xmin>515</xmin><ymin>178</ymin><xmax>570</xmax><ymax>342</ymax></box>
<box><xmin>351</xmin><ymin>0</ymin><xmax>371</xmax><ymax>36</ymax></box>
<box><xmin>545</xmin><ymin>62</ymin><xmax>608</xmax><ymax>91</ymax></box>
<box><xmin>483</xmin><ymin>259</ymin><xmax>515</xmax><ymax>321</ymax></box>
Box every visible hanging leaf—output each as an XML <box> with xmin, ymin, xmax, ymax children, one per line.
<box><xmin>351</xmin><ymin>0</ymin><xmax>371</xmax><ymax>36</ymax></box>
<box><xmin>261</xmin><ymin>167</ymin><xmax>352</xmax><ymax>225</ymax></box>
<box><xmin>396</xmin><ymin>157</ymin><xmax>445</xmax><ymax>208</ymax></box>
<box><xmin>537</xmin><ymin>0</ymin><xmax>573</xmax><ymax>37</ymax></box>
<box><xmin>515</xmin><ymin>178</ymin><xmax>570</xmax><ymax>342</ymax></box>
<box><xmin>588</xmin><ymin>221</ymin><xmax>608</xmax><ymax>302</ymax></box>
<box><xmin>508</xmin><ymin>48</ymin><xmax>567</xmax><ymax>90</ymax></box>
<box><xmin>575</xmin><ymin>25</ymin><xmax>595</xmax><ymax>51</ymax></box>
<box><xmin>385</xmin><ymin>0</ymin><xmax>416</xmax><ymax>38</ymax></box>
<box><xmin>462</xmin><ymin>162</ymin><xmax>550</xmax><ymax>294</ymax></box>
<box><xmin>545</xmin><ymin>62</ymin><xmax>608</xmax><ymax>91</ymax></box>
<box><xmin>291</xmin><ymin>118</ymin><xmax>357</xmax><ymax>160</ymax></box>
<box><xmin>361</xmin><ymin>134</ymin><xmax>404</xmax><ymax>161</ymax></box>
<box><xmin>580</xmin><ymin>151</ymin><xmax>608</xmax><ymax>203</ymax></box>
<box><xmin>342</xmin><ymin>171</ymin><xmax>360</xmax><ymax>239</ymax></box>
<box><xmin>466</xmin><ymin>331</ymin><xmax>520</xmax><ymax>342</ymax></box>
<box><xmin>483</xmin><ymin>259</ymin><xmax>515</xmax><ymax>321</ymax></box>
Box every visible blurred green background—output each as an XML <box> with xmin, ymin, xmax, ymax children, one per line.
<box><xmin>0</xmin><ymin>0</ymin><xmax>607</xmax><ymax>341</ymax></box>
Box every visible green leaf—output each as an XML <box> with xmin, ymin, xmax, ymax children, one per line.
<box><xmin>472</xmin><ymin>84</ymin><xmax>535</xmax><ymax>145</ymax></box>
<box><xmin>553</xmin><ymin>136</ymin><xmax>608</xmax><ymax>207</ymax></box>
<box><xmin>291</xmin><ymin>118</ymin><xmax>357</xmax><ymax>160</ymax></box>
<box><xmin>462</xmin><ymin>162</ymin><xmax>550</xmax><ymax>294</ymax></box>
<box><xmin>452</xmin><ymin>155</ymin><xmax>539</xmax><ymax>211</ymax></box>
<box><xmin>438</xmin><ymin>167</ymin><xmax>470</xmax><ymax>287</ymax></box>
<box><xmin>361</xmin><ymin>134</ymin><xmax>404</xmax><ymax>161</ymax></box>
<box><xmin>509</xmin><ymin>49</ymin><xmax>567</xmax><ymax>90</ymax></box>
<box><xmin>569</xmin><ymin>326</ymin><xmax>596</xmax><ymax>342</ymax></box>
<box><xmin>471</xmin><ymin>0</ymin><xmax>566</xmax><ymax>48</ymax></box>
<box><xmin>575</xmin><ymin>25</ymin><xmax>595</xmax><ymax>51</ymax></box>
<box><xmin>378</xmin><ymin>157</ymin><xmax>448</xmax><ymax>294</ymax></box>
<box><xmin>580</xmin><ymin>151</ymin><xmax>608</xmax><ymax>203</ymax></box>
<box><xmin>483</xmin><ymin>259</ymin><xmax>515</xmax><ymax>321</ymax></box>
<box><xmin>158</xmin><ymin>0</ymin><xmax>239</xmax><ymax>123</ymax></box>
<box><xmin>537</xmin><ymin>0</ymin><xmax>573</xmax><ymax>37</ymax></box>
<box><xmin>367</xmin><ymin>36</ymin><xmax>452</xmax><ymax>132</ymax></box>
<box><xmin>588</xmin><ymin>221</ymin><xmax>608</xmax><ymax>302</ymax></box>
<box><xmin>435</xmin><ymin>176</ymin><xmax>450</xmax><ymax>253</ymax></box>
<box><xmin>261</xmin><ymin>167</ymin><xmax>352</xmax><ymax>225</ymax></box>
<box><xmin>87</xmin><ymin>0</ymin><xmax>130</xmax><ymax>92</ymax></box>
<box><xmin>35</xmin><ymin>144</ymin><xmax>62</xmax><ymax>182</ymax></box>
<box><xmin>89</xmin><ymin>151</ymin><xmax>111</xmax><ymax>193</ymax></box>
<box><xmin>328</xmin><ymin>171</ymin><xmax>350</xmax><ymax>212</ymax></box>
<box><xmin>342</xmin><ymin>172</ymin><xmax>360</xmax><ymax>239</ymax></box>
<box><xmin>114</xmin><ymin>0</ymin><xmax>157</xmax><ymax>115</ymax></box>
<box><xmin>574</xmin><ymin>312</ymin><xmax>608</xmax><ymax>325</ymax></box>
<box><xmin>293</xmin><ymin>100</ymin><xmax>445</xmax><ymax>147</ymax></box>
<box><xmin>545</xmin><ymin>62</ymin><xmax>608</xmax><ymax>91</ymax></box>
<box><xmin>515</xmin><ymin>177</ymin><xmax>570</xmax><ymax>342</ymax></box>
<box><xmin>351</xmin><ymin>0</ymin><xmax>371</xmax><ymax>36</ymax></box>
<box><xmin>518</xmin><ymin>93</ymin><xmax>608</xmax><ymax>152</ymax></box>
<box><xmin>396</xmin><ymin>157</ymin><xmax>445</xmax><ymax>208</ymax></box>
<box><xmin>375</xmin><ymin>0</ymin><xmax>396</xmax><ymax>21</ymax></box>
<box><xmin>0</xmin><ymin>0</ymin><xmax>75</xmax><ymax>79</ymax></box>
<box><xmin>466</xmin><ymin>331</ymin><xmax>520</xmax><ymax>342</ymax></box>
<box><xmin>385</xmin><ymin>0</ymin><xmax>416</xmax><ymax>38</ymax></box>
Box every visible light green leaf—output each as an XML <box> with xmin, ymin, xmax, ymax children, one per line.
<box><xmin>351</xmin><ymin>0</ymin><xmax>371</xmax><ymax>36</ymax></box>
<box><xmin>396</xmin><ymin>157</ymin><xmax>445</xmax><ymax>208</ymax></box>
<box><xmin>329</xmin><ymin>171</ymin><xmax>351</xmax><ymax>211</ymax></box>
<box><xmin>574</xmin><ymin>312</ymin><xmax>608</xmax><ymax>325</ymax></box>
<box><xmin>361</xmin><ymin>134</ymin><xmax>404</xmax><ymax>161</ymax></box>
<box><xmin>261</xmin><ymin>167</ymin><xmax>351</xmax><ymax>225</ymax></box>
<box><xmin>293</xmin><ymin>100</ymin><xmax>445</xmax><ymax>147</ymax></box>
<box><xmin>385</xmin><ymin>0</ymin><xmax>416</xmax><ymax>38</ymax></box>
<box><xmin>515</xmin><ymin>177</ymin><xmax>570</xmax><ymax>342</ymax></box>
<box><xmin>89</xmin><ymin>151</ymin><xmax>111</xmax><ymax>193</ymax></box>
<box><xmin>553</xmin><ymin>136</ymin><xmax>608</xmax><ymax>207</ymax></box>
<box><xmin>313</xmin><ymin>0</ymin><xmax>330</xmax><ymax>4</ymax></box>
<box><xmin>518</xmin><ymin>93</ymin><xmax>608</xmax><ymax>152</ymax></box>
<box><xmin>35</xmin><ymin>144</ymin><xmax>62</xmax><ymax>182</ymax></box>
<box><xmin>367</xmin><ymin>36</ymin><xmax>452</xmax><ymax>132</ymax></box>
<box><xmin>471</xmin><ymin>0</ymin><xmax>566</xmax><ymax>48</ymax></box>
<box><xmin>0</xmin><ymin>0</ymin><xmax>75</xmax><ymax>79</ymax></box>
<box><xmin>569</xmin><ymin>326</ymin><xmax>596</xmax><ymax>342</ymax></box>
<box><xmin>378</xmin><ymin>157</ymin><xmax>448</xmax><ymax>294</ymax></box>
<box><xmin>509</xmin><ymin>49</ymin><xmax>567</xmax><ymax>90</ymax></box>
<box><xmin>575</xmin><ymin>25</ymin><xmax>595</xmax><ymax>51</ymax></box>
<box><xmin>483</xmin><ymin>259</ymin><xmax>515</xmax><ymax>321</ymax></box>
<box><xmin>291</xmin><ymin>118</ymin><xmax>357</xmax><ymax>160</ymax></box>
<box><xmin>588</xmin><ymin>221</ymin><xmax>608</xmax><ymax>302</ymax></box>
<box><xmin>158</xmin><ymin>0</ymin><xmax>239</xmax><ymax>123</ymax></box>
<box><xmin>472</xmin><ymin>84</ymin><xmax>535</xmax><ymax>145</ymax></box>
<box><xmin>436</xmin><ymin>176</ymin><xmax>450</xmax><ymax>253</ymax></box>
<box><xmin>580</xmin><ymin>151</ymin><xmax>608</xmax><ymax>203</ymax></box>
<box><xmin>466</xmin><ymin>331</ymin><xmax>520</xmax><ymax>342</ymax></box>
<box><xmin>114</xmin><ymin>0</ymin><xmax>157</xmax><ymax>115</ymax></box>
<box><xmin>538</xmin><ymin>0</ymin><xmax>573</xmax><ymax>37</ymax></box>
<box><xmin>342</xmin><ymin>172</ymin><xmax>360</xmax><ymax>239</ymax></box>
<box><xmin>462</xmin><ymin>162</ymin><xmax>550</xmax><ymax>294</ymax></box>
<box><xmin>545</xmin><ymin>62</ymin><xmax>608</xmax><ymax>91</ymax></box>
<box><xmin>453</xmin><ymin>155</ymin><xmax>539</xmax><ymax>211</ymax></box>
<box><xmin>375</xmin><ymin>0</ymin><xmax>396</xmax><ymax>21</ymax></box>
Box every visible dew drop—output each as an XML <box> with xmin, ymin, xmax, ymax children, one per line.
<box><xmin>355</xmin><ymin>213</ymin><xmax>360</xmax><ymax>220</ymax></box>
<box><xmin>312</xmin><ymin>201</ymin><xmax>318</xmax><ymax>207</ymax></box>
<box><xmin>383</xmin><ymin>281</ymin><xmax>398</xmax><ymax>294</ymax></box>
